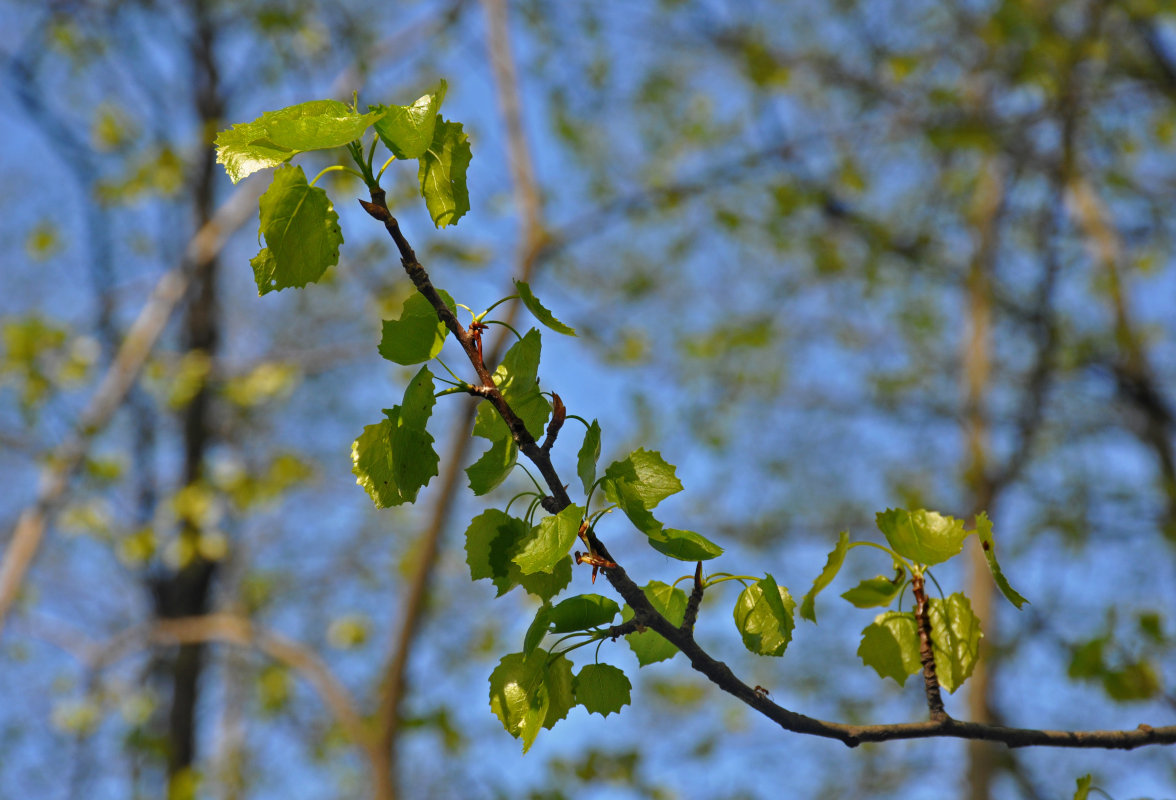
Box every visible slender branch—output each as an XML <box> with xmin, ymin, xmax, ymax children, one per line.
<box><xmin>910</xmin><ymin>572</ymin><xmax>948</xmax><ymax>721</ymax></box>
<box><xmin>681</xmin><ymin>561</ymin><xmax>705</xmax><ymax>634</ymax></box>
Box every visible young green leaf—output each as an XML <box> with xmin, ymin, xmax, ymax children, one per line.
<box><xmin>351</xmin><ymin>367</ymin><xmax>438</xmax><ymax>507</ymax></box>
<box><xmin>464</xmin><ymin>509</ymin><xmax>530</xmax><ymax>594</ymax></box>
<box><xmin>515</xmin><ymin>280</ymin><xmax>576</xmax><ymax>336</ymax></box>
<box><xmin>250</xmin><ymin>165</ymin><xmax>342</xmax><ymax>296</ymax></box>
<box><xmin>647</xmin><ymin>528</ymin><xmax>723</xmax><ymax>561</ymax></box>
<box><xmin>733</xmin><ymin>575</ymin><xmax>795</xmax><ymax>656</ymax></box>
<box><xmin>372</xmin><ymin>80</ymin><xmax>447</xmax><ymax>160</ymax></box>
<box><xmin>519</xmin><ymin>556</ymin><xmax>573</xmax><ymax>601</ymax></box>
<box><xmin>621</xmin><ymin>581</ymin><xmax>687</xmax><ymax>666</ymax></box>
<box><xmin>928</xmin><ymin>593</ymin><xmax>982</xmax><ymax>693</ymax></box>
<box><xmin>548</xmin><ymin>594</ymin><xmax>620</xmax><ymax>632</ymax></box>
<box><xmin>216</xmin><ymin>99</ymin><xmax>383</xmax><ymax>183</ymax></box>
<box><xmin>513</xmin><ymin>504</ymin><xmax>584</xmax><ymax>575</ymax></box>
<box><xmin>473</xmin><ymin>329</ymin><xmax>549</xmax><ymax>441</ymax></box>
<box><xmin>876</xmin><ymin>508</ymin><xmax>967</xmax><ymax>566</ymax></box>
<box><xmin>574</xmin><ymin>663</ymin><xmax>632</xmax><ymax>717</ymax></box>
<box><xmin>488</xmin><ymin>651</ymin><xmax>550</xmax><ymax>752</ymax></box>
<box><xmin>800</xmin><ymin>530</ymin><xmax>849</xmax><ymax>622</ymax></box>
<box><xmin>973</xmin><ymin>512</ymin><xmax>1028</xmax><ymax>608</ymax></box>
<box><xmin>840</xmin><ymin>574</ymin><xmax>904</xmax><ymax>608</ymax></box>
<box><xmin>609</xmin><ymin>479</ymin><xmax>663</xmax><ymax>536</ymax></box>
<box><xmin>577</xmin><ymin>420</ymin><xmax>601</xmax><ymax>495</ymax></box>
<box><xmin>378</xmin><ymin>290</ymin><xmax>456</xmax><ymax>365</ymax></box>
<box><xmin>602</xmin><ymin>449</ymin><xmax>683</xmax><ymax>510</ymax></box>
<box><xmin>466</xmin><ymin>436</ymin><xmax>518</xmax><ymax>496</ymax></box>
<box><xmin>542</xmin><ymin>654</ymin><xmax>576</xmax><ymax>730</ymax></box>
<box><xmin>418</xmin><ymin>117</ymin><xmax>471</xmax><ymax>228</ymax></box>
<box><xmin>857</xmin><ymin>611</ymin><xmax>921</xmax><ymax>685</ymax></box>
<box><xmin>523</xmin><ymin>604</ymin><xmax>552</xmax><ymax>656</ymax></box>
<box><xmin>1073</xmin><ymin>775</ymin><xmax>1093</xmax><ymax>800</ymax></box>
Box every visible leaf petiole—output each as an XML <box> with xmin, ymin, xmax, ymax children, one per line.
<box><xmin>308</xmin><ymin>164</ymin><xmax>363</xmax><ymax>187</ymax></box>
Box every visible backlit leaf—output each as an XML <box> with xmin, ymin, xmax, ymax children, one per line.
<box><xmin>928</xmin><ymin>593</ymin><xmax>982</xmax><ymax>692</ymax></box>
<box><xmin>418</xmin><ymin>117</ymin><xmax>471</xmax><ymax>228</ymax></box>
<box><xmin>542</xmin><ymin>654</ymin><xmax>575</xmax><ymax>729</ymax></box>
<box><xmin>858</xmin><ymin>611</ymin><xmax>921</xmax><ymax>685</ymax></box>
<box><xmin>733</xmin><ymin>575</ymin><xmax>795</xmax><ymax>656</ymax></box>
<box><xmin>876</xmin><ymin>508</ymin><xmax>967</xmax><ymax>566</ymax></box>
<box><xmin>372</xmin><ymin>81</ymin><xmax>446</xmax><ymax>160</ymax></box>
<box><xmin>840</xmin><ymin>575</ymin><xmax>904</xmax><ymax>608</ymax></box>
<box><xmin>514</xmin><ymin>504</ymin><xmax>584</xmax><ymax>575</ymax></box>
<box><xmin>250</xmin><ymin>165</ymin><xmax>341</xmax><ymax>296</ymax></box>
<box><xmin>378</xmin><ymin>290</ymin><xmax>455</xmax><ymax>365</ymax></box>
<box><xmin>488</xmin><ymin>652</ymin><xmax>549</xmax><ymax>752</ymax></box>
<box><xmin>473</xmin><ymin>329</ymin><xmax>549</xmax><ymax>441</ymax></box>
<box><xmin>603</xmin><ymin>449</ymin><xmax>683</xmax><ymax>510</ymax></box>
<box><xmin>622</xmin><ymin>581</ymin><xmax>687</xmax><ymax>666</ymax></box>
<box><xmin>515</xmin><ymin>280</ymin><xmax>576</xmax><ymax>336</ymax></box>
<box><xmin>216</xmin><ymin>99</ymin><xmax>382</xmax><ymax>183</ymax></box>
<box><xmin>351</xmin><ymin>367</ymin><xmax>437</xmax><ymax>507</ymax></box>
<box><xmin>974</xmin><ymin>512</ymin><xmax>1028</xmax><ymax>608</ymax></box>
<box><xmin>466</xmin><ymin>436</ymin><xmax>517</xmax><ymax>495</ymax></box>
<box><xmin>523</xmin><ymin>604</ymin><xmax>552</xmax><ymax>656</ymax></box>
<box><xmin>800</xmin><ymin>531</ymin><xmax>849</xmax><ymax>622</ymax></box>
<box><xmin>577</xmin><ymin>419</ymin><xmax>602</xmax><ymax>494</ymax></box>
<box><xmin>647</xmin><ymin>528</ymin><xmax>723</xmax><ymax>561</ymax></box>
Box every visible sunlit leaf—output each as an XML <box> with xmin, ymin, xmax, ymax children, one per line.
<box><xmin>622</xmin><ymin>581</ymin><xmax>687</xmax><ymax>666</ymax></box>
<box><xmin>418</xmin><ymin>117</ymin><xmax>471</xmax><ymax>228</ymax></box>
<box><xmin>372</xmin><ymin>81</ymin><xmax>446</xmax><ymax>159</ymax></box>
<box><xmin>577</xmin><ymin>419</ymin><xmax>602</xmax><ymax>495</ymax></box>
<box><xmin>250</xmin><ymin>165</ymin><xmax>342</xmax><ymax>296</ymax></box>
<box><xmin>840</xmin><ymin>575</ymin><xmax>904</xmax><ymax>608</ymax></box>
<box><xmin>351</xmin><ymin>367</ymin><xmax>437</xmax><ymax>507</ymax></box>
<box><xmin>973</xmin><ymin>512</ymin><xmax>1028</xmax><ymax>608</ymax></box>
<box><xmin>928</xmin><ymin>593</ymin><xmax>982</xmax><ymax>693</ymax></box>
<box><xmin>733</xmin><ymin>575</ymin><xmax>795</xmax><ymax>656</ymax></box>
<box><xmin>800</xmin><ymin>531</ymin><xmax>849</xmax><ymax>622</ymax></box>
<box><xmin>602</xmin><ymin>449</ymin><xmax>683</xmax><ymax>510</ymax></box>
<box><xmin>514</xmin><ymin>504</ymin><xmax>584</xmax><ymax>575</ymax></box>
<box><xmin>488</xmin><ymin>652</ymin><xmax>549</xmax><ymax>752</ymax></box>
<box><xmin>216</xmin><ymin>99</ymin><xmax>382</xmax><ymax>183</ymax></box>
<box><xmin>542</xmin><ymin>654</ymin><xmax>575</xmax><ymax>729</ymax></box>
<box><xmin>647</xmin><ymin>528</ymin><xmax>723</xmax><ymax>561</ymax></box>
<box><xmin>876</xmin><ymin>508</ymin><xmax>967</xmax><ymax>566</ymax></box>
<box><xmin>857</xmin><ymin>611</ymin><xmax>921</xmax><ymax>685</ymax></box>
<box><xmin>378</xmin><ymin>290</ymin><xmax>455</xmax><ymax>365</ymax></box>
<box><xmin>515</xmin><ymin>280</ymin><xmax>576</xmax><ymax>336</ymax></box>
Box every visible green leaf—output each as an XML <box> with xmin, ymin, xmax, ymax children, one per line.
<box><xmin>464</xmin><ymin>509</ymin><xmax>529</xmax><ymax>594</ymax></box>
<box><xmin>577</xmin><ymin>420</ymin><xmax>602</xmax><ymax>495</ymax></box>
<box><xmin>542</xmin><ymin>654</ymin><xmax>576</xmax><ymax>730</ymax></box>
<box><xmin>378</xmin><ymin>290</ymin><xmax>456</xmax><ymax>365</ymax></box>
<box><xmin>1073</xmin><ymin>775</ymin><xmax>1092</xmax><ymax>800</ymax></box>
<box><xmin>1102</xmin><ymin>661</ymin><xmax>1161</xmax><ymax>701</ymax></box>
<box><xmin>733</xmin><ymin>575</ymin><xmax>795</xmax><ymax>656</ymax></box>
<box><xmin>515</xmin><ymin>280</ymin><xmax>576</xmax><ymax>336</ymax></box>
<box><xmin>602</xmin><ymin>449</ymin><xmax>683</xmax><ymax>510</ymax></box>
<box><xmin>372</xmin><ymin>81</ymin><xmax>446</xmax><ymax>160</ymax></box>
<box><xmin>876</xmin><ymin>508</ymin><xmax>967</xmax><ymax>566</ymax></box>
<box><xmin>250</xmin><ymin>165</ymin><xmax>342</xmax><ymax>296</ymax></box>
<box><xmin>800</xmin><ymin>531</ymin><xmax>849</xmax><ymax>622</ymax></box>
<box><xmin>609</xmin><ymin>479</ymin><xmax>663</xmax><ymax>536</ymax></box>
<box><xmin>466</xmin><ymin>436</ymin><xmax>518</xmax><ymax>495</ymax></box>
<box><xmin>857</xmin><ymin>611</ymin><xmax>921</xmax><ymax>685</ymax></box>
<box><xmin>216</xmin><ymin>99</ymin><xmax>383</xmax><ymax>183</ymax></box>
<box><xmin>621</xmin><ymin>581</ymin><xmax>687</xmax><ymax>666</ymax></box>
<box><xmin>351</xmin><ymin>367</ymin><xmax>438</xmax><ymax>507</ymax></box>
<box><xmin>647</xmin><ymin>528</ymin><xmax>723</xmax><ymax>561</ymax></box>
<box><xmin>514</xmin><ymin>504</ymin><xmax>584</xmax><ymax>575</ymax></box>
<box><xmin>519</xmin><ymin>556</ymin><xmax>572</xmax><ymax>601</ymax></box>
<box><xmin>928</xmin><ymin>593</ymin><xmax>982</xmax><ymax>693</ymax></box>
<box><xmin>418</xmin><ymin>117</ymin><xmax>471</xmax><ymax>228</ymax></box>
<box><xmin>548</xmin><ymin>594</ymin><xmax>620</xmax><ymax>632</ymax></box>
<box><xmin>473</xmin><ymin>329</ymin><xmax>549</xmax><ymax>441</ymax></box>
<box><xmin>488</xmin><ymin>652</ymin><xmax>549</xmax><ymax>752</ymax></box>
<box><xmin>840</xmin><ymin>575</ymin><xmax>904</xmax><ymax>608</ymax></box>
<box><xmin>974</xmin><ymin>512</ymin><xmax>1028</xmax><ymax>608</ymax></box>
<box><xmin>574</xmin><ymin>663</ymin><xmax>631</xmax><ymax>717</ymax></box>
<box><xmin>523</xmin><ymin>604</ymin><xmax>551</xmax><ymax>656</ymax></box>
<box><xmin>465</xmin><ymin>510</ymin><xmax>569</xmax><ymax>599</ymax></box>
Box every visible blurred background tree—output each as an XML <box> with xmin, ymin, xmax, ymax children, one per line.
<box><xmin>1</xmin><ymin>0</ymin><xmax>1174</xmax><ymax>799</ymax></box>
